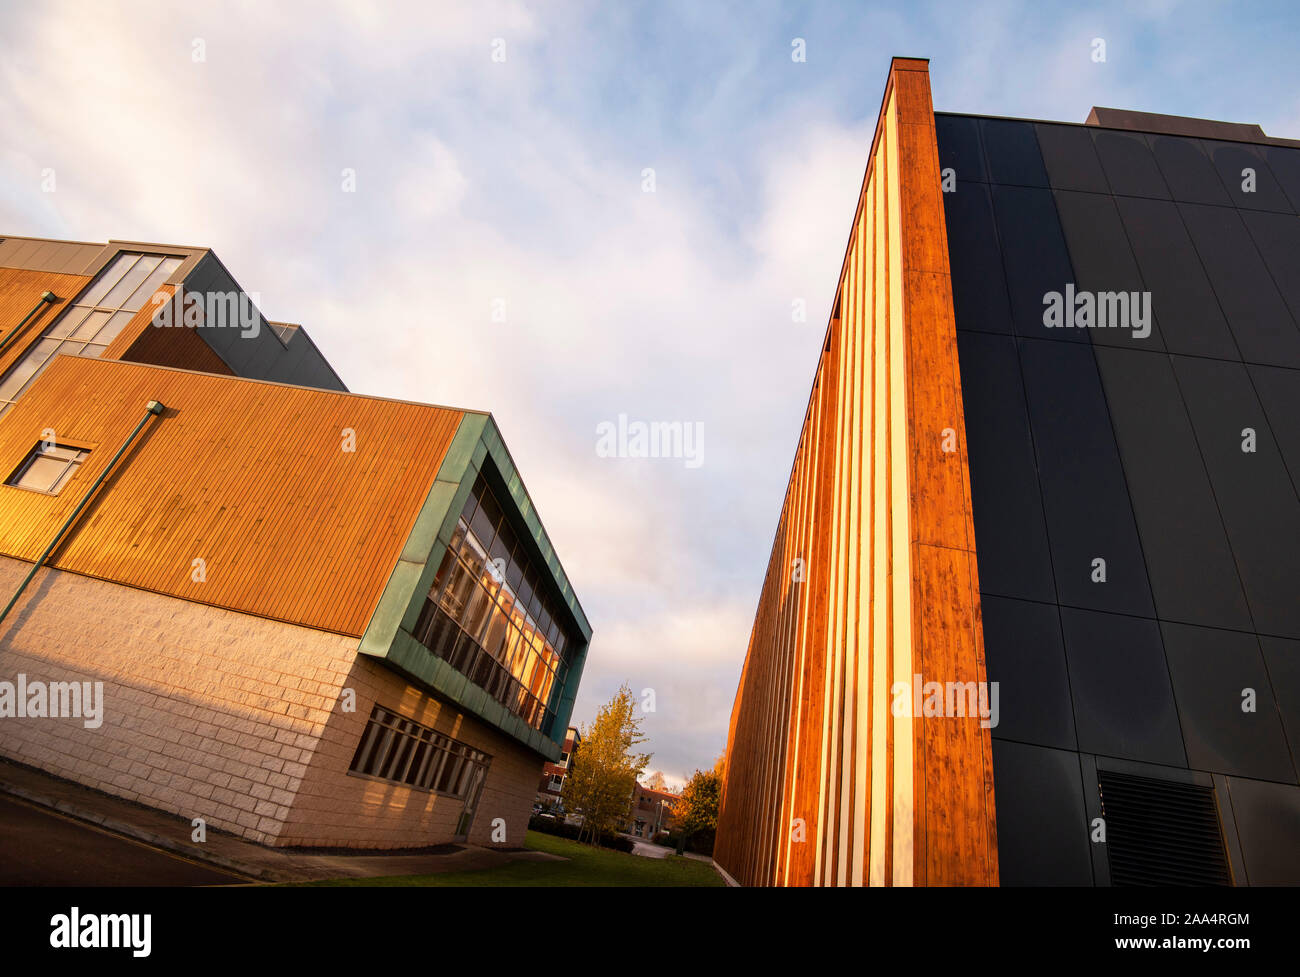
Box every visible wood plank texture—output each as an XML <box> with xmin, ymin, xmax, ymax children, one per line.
<box><xmin>0</xmin><ymin>267</ymin><xmax>93</xmax><ymax>377</ymax></box>
<box><xmin>0</xmin><ymin>356</ymin><xmax>463</xmax><ymax>637</ymax></box>
<box><xmin>114</xmin><ymin>285</ymin><xmax>235</xmax><ymax>375</ymax></box>
<box><xmin>714</xmin><ymin>58</ymin><xmax>998</xmax><ymax>886</ymax></box>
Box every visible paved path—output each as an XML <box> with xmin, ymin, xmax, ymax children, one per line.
<box><xmin>0</xmin><ymin>758</ymin><xmax>563</xmax><ymax>883</ymax></box>
<box><xmin>629</xmin><ymin>839</ymin><xmax>676</xmax><ymax>859</ymax></box>
<box><xmin>0</xmin><ymin>795</ymin><xmax>248</xmax><ymax>886</ymax></box>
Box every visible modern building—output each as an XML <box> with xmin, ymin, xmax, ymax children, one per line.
<box><xmin>0</xmin><ymin>235</ymin><xmax>591</xmax><ymax>849</ymax></box>
<box><xmin>715</xmin><ymin>58</ymin><xmax>1300</xmax><ymax>886</ymax></box>
<box><xmin>536</xmin><ymin>724</ymin><xmax>580</xmax><ymax>808</ymax></box>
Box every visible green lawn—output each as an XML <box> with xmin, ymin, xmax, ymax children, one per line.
<box><xmin>308</xmin><ymin>831</ymin><xmax>725</xmax><ymax>887</ymax></box>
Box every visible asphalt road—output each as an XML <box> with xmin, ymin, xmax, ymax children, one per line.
<box><xmin>0</xmin><ymin>795</ymin><xmax>248</xmax><ymax>886</ymax></box>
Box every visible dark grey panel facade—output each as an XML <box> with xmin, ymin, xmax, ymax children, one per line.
<box><xmin>1113</xmin><ymin>195</ymin><xmax>1240</xmax><ymax>358</ymax></box>
<box><xmin>940</xmin><ymin>112</ymin><xmax>1300</xmax><ymax>885</ymax></box>
<box><xmin>1052</xmin><ymin>189</ymin><xmax>1164</xmax><ymax>349</ymax></box>
<box><xmin>1017</xmin><ymin>338</ymin><xmax>1153</xmax><ymax>617</ymax></box>
<box><xmin>981</xmin><ymin>596</ymin><xmax>1075</xmax><ymax>751</ymax></box>
<box><xmin>991</xmin><ymin>740</ymin><xmax>1094</xmax><ymax>886</ymax></box>
<box><xmin>981</xmin><ymin>119</ymin><xmax>1048</xmax><ymax>187</ymax></box>
<box><xmin>1172</xmin><ymin>354</ymin><xmax>1300</xmax><ymax>638</ymax></box>
<box><xmin>1202</xmin><ymin>141</ymin><xmax>1294</xmax><ymax>213</ymax></box>
<box><xmin>1177</xmin><ymin>202</ymin><xmax>1300</xmax><ymax>367</ymax></box>
<box><xmin>1035</xmin><ymin>124</ymin><xmax>1109</xmax><ymax>193</ymax></box>
<box><xmin>1060</xmin><ymin>607</ymin><xmax>1185</xmax><ymax>767</ymax></box>
<box><xmin>935</xmin><ymin>113</ymin><xmax>987</xmax><ymax>184</ymax></box>
<box><xmin>1091</xmin><ymin>128</ymin><xmax>1170</xmax><ymax>198</ymax></box>
<box><xmin>956</xmin><ymin>332</ymin><xmax>1054</xmax><ymax>602</ymax></box>
<box><xmin>1148</xmin><ymin>134</ymin><xmax>1233</xmax><ymax>205</ymax></box>
<box><xmin>1249</xmin><ymin>363</ymin><xmax>1300</xmax><ymax>482</ymax></box>
<box><xmin>181</xmin><ymin>253</ymin><xmax>346</xmax><ymax>391</ymax></box>
<box><xmin>1094</xmin><ymin>347</ymin><xmax>1251</xmax><ymax>631</ymax></box>
<box><xmin>1161</xmin><ymin>622</ymin><xmax>1295</xmax><ymax>782</ymax></box>
<box><xmin>1260</xmin><ymin>636</ymin><xmax>1300</xmax><ymax>765</ymax></box>
<box><xmin>1263</xmin><ymin>145</ymin><xmax>1300</xmax><ymax>210</ymax></box>
<box><xmin>990</xmin><ymin>186</ymin><xmax>1084</xmax><ymax>341</ymax></box>
<box><xmin>1224</xmin><ymin>777</ymin><xmax>1300</xmax><ymax>884</ymax></box>
<box><xmin>942</xmin><ymin>182</ymin><xmax>1013</xmax><ymax>335</ymax></box>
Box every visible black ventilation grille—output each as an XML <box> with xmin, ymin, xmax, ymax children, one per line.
<box><xmin>1098</xmin><ymin>770</ymin><xmax>1232</xmax><ymax>886</ymax></box>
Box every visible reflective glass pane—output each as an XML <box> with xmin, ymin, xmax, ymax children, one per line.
<box><xmin>100</xmin><ymin>254</ymin><xmax>161</xmax><ymax>309</ymax></box>
<box><xmin>15</xmin><ymin>454</ymin><xmax>67</xmax><ymax>492</ymax></box>
<box><xmin>121</xmin><ymin>256</ymin><xmax>181</xmax><ymax>311</ymax></box>
<box><xmin>93</xmin><ymin>310</ymin><xmax>137</xmax><ymax>346</ymax></box>
<box><xmin>468</xmin><ymin>497</ymin><xmax>497</xmax><ymax>547</ymax></box>
<box><xmin>50</xmin><ymin>456</ymin><xmax>86</xmax><ymax>492</ymax></box>
<box><xmin>48</xmin><ymin>307</ymin><xmax>90</xmax><ymax>339</ymax></box>
<box><xmin>78</xmin><ymin>254</ymin><xmax>139</xmax><ymax>306</ymax></box>
<box><xmin>70</xmin><ymin>309</ymin><xmax>112</xmax><ymax>341</ymax></box>
<box><xmin>0</xmin><ymin>338</ymin><xmax>60</xmax><ymax>400</ymax></box>
<box><xmin>461</xmin><ymin>583</ymin><xmax>494</xmax><ymax>641</ymax></box>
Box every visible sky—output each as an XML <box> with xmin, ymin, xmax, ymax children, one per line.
<box><xmin>2</xmin><ymin>0</ymin><xmax>1299</xmax><ymax>788</ymax></box>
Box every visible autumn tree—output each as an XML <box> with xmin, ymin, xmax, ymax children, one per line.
<box><xmin>560</xmin><ymin>684</ymin><xmax>651</xmax><ymax>845</ymax></box>
<box><xmin>673</xmin><ymin>754</ymin><xmax>724</xmax><ymax>852</ymax></box>
<box><xmin>644</xmin><ymin>770</ymin><xmax>667</xmax><ymax>791</ymax></box>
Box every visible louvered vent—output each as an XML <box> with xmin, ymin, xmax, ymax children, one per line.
<box><xmin>1098</xmin><ymin>770</ymin><xmax>1232</xmax><ymax>886</ymax></box>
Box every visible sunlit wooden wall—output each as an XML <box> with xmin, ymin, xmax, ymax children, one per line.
<box><xmin>715</xmin><ymin>58</ymin><xmax>998</xmax><ymax>887</ymax></box>
<box><xmin>0</xmin><ymin>356</ymin><xmax>463</xmax><ymax>636</ymax></box>
<box><xmin>0</xmin><ymin>268</ymin><xmax>92</xmax><ymax>377</ymax></box>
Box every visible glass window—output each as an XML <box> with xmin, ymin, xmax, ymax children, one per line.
<box><xmin>99</xmin><ymin>254</ymin><xmax>161</xmax><ymax>309</ymax></box>
<box><xmin>0</xmin><ymin>251</ymin><xmax>184</xmax><ymax>413</ymax></box>
<box><xmin>506</xmin><ymin>543</ymin><xmax>526</xmax><ymax>589</ymax></box>
<box><xmin>93</xmin><ymin>310</ymin><xmax>138</xmax><ymax>346</ymax></box>
<box><xmin>47</xmin><ymin>307</ymin><xmax>89</xmax><ymax>340</ymax></box>
<box><xmin>460</xmin><ymin>582</ymin><xmax>494</xmax><ymax>641</ymax></box>
<box><xmin>121</xmin><ymin>256</ymin><xmax>181</xmax><ymax>312</ymax></box>
<box><xmin>439</xmin><ymin>561</ymin><xmax>476</xmax><ymax>619</ymax></box>
<box><xmin>428</xmin><ymin>548</ymin><xmax>455</xmax><ymax>599</ymax></box>
<box><xmin>69</xmin><ymin>310</ymin><xmax>113</xmax><ymax>342</ymax></box>
<box><xmin>408</xmin><ymin>477</ymin><xmax>578</xmax><ymax>730</ymax></box>
<box><xmin>77</xmin><ymin>254</ymin><xmax>139</xmax><ymax>307</ymax></box>
<box><xmin>0</xmin><ymin>338</ymin><xmax>58</xmax><ymax>401</ymax></box>
<box><xmin>469</xmin><ymin>497</ymin><xmax>497</xmax><ymax>548</ymax></box>
<box><xmin>6</xmin><ymin>443</ymin><xmax>90</xmax><ymax>494</ymax></box>
<box><xmin>348</xmin><ymin>704</ymin><xmax>491</xmax><ymax>797</ymax></box>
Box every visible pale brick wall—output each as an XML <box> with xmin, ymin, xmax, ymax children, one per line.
<box><xmin>279</xmin><ymin>656</ymin><xmax>541</xmax><ymax>849</ymax></box>
<box><xmin>0</xmin><ymin>558</ymin><xmax>544</xmax><ymax>850</ymax></box>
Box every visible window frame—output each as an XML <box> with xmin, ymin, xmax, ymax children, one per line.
<box><xmin>0</xmin><ymin>250</ymin><xmax>185</xmax><ymax>417</ymax></box>
<box><xmin>347</xmin><ymin>704</ymin><xmax>492</xmax><ymax>799</ymax></box>
<box><xmin>4</xmin><ymin>440</ymin><xmax>94</xmax><ymax>495</ymax></box>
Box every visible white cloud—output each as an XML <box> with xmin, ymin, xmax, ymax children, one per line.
<box><xmin>8</xmin><ymin>0</ymin><xmax>1290</xmax><ymax>783</ymax></box>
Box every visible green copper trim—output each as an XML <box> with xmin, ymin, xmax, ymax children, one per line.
<box><xmin>359</xmin><ymin>410</ymin><xmax>592</xmax><ymax>758</ymax></box>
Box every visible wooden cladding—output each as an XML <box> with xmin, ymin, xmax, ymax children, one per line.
<box><xmin>0</xmin><ymin>356</ymin><xmax>464</xmax><ymax>636</ymax></box>
<box><xmin>0</xmin><ymin>267</ymin><xmax>92</xmax><ymax>378</ymax></box>
<box><xmin>714</xmin><ymin>59</ymin><xmax>997</xmax><ymax>886</ymax></box>
<box><xmin>112</xmin><ymin>285</ymin><xmax>235</xmax><ymax>375</ymax></box>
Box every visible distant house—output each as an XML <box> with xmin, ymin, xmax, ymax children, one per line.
<box><xmin>536</xmin><ymin>725</ymin><xmax>581</xmax><ymax>809</ymax></box>
<box><xmin>627</xmin><ymin>781</ymin><xmax>678</xmax><ymax>838</ymax></box>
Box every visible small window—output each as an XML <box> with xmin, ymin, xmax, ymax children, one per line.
<box><xmin>348</xmin><ymin>704</ymin><xmax>491</xmax><ymax>798</ymax></box>
<box><xmin>7</xmin><ymin>443</ymin><xmax>90</xmax><ymax>494</ymax></box>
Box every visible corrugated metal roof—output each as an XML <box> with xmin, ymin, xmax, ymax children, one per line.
<box><xmin>0</xmin><ymin>355</ymin><xmax>468</xmax><ymax>636</ymax></box>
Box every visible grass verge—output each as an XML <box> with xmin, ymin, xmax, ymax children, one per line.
<box><xmin>308</xmin><ymin>830</ymin><xmax>724</xmax><ymax>887</ymax></box>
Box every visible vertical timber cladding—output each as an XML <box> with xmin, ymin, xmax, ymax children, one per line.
<box><xmin>714</xmin><ymin>58</ymin><xmax>997</xmax><ymax>886</ymax></box>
